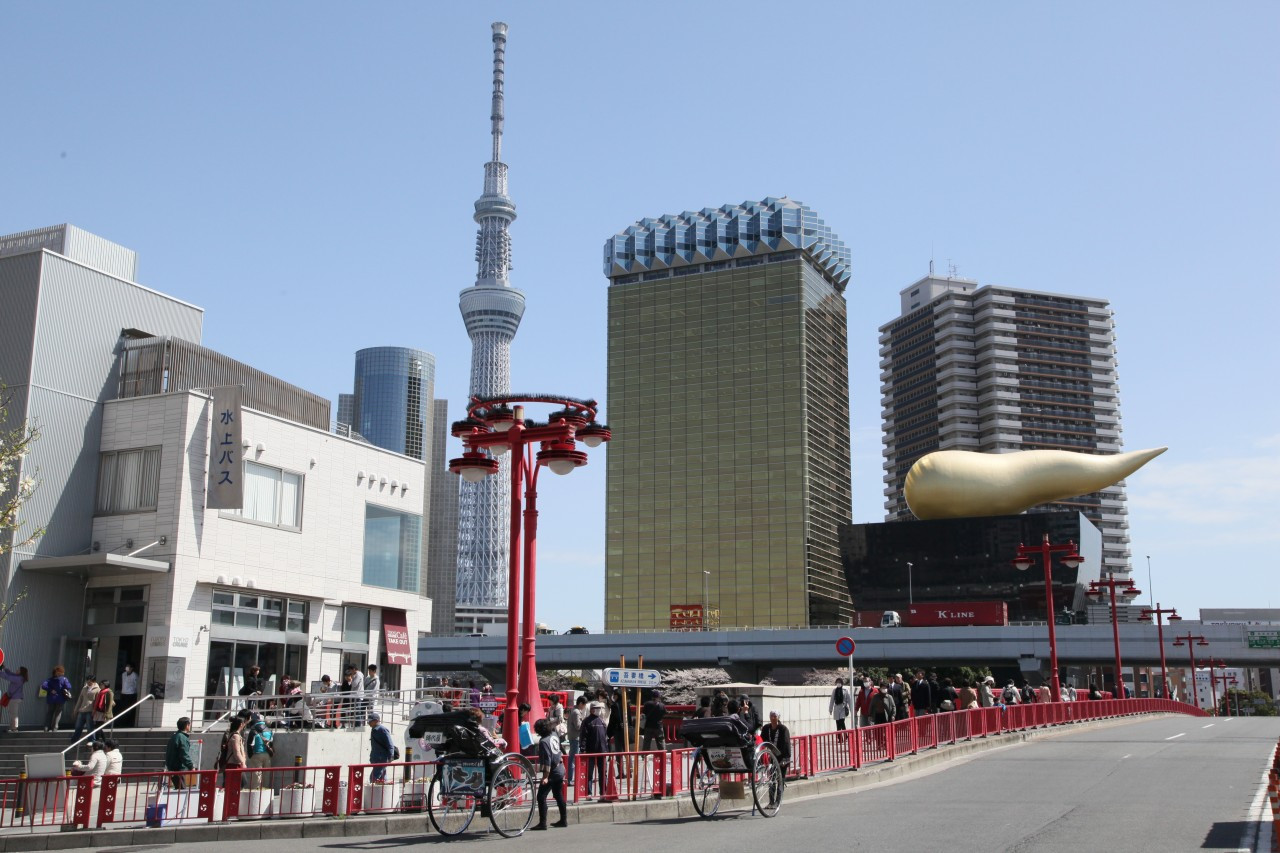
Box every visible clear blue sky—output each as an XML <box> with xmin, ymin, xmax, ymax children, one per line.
<box><xmin>3</xmin><ymin>2</ymin><xmax>1277</xmax><ymax>632</ymax></box>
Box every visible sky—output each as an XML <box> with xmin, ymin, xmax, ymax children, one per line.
<box><xmin>2</xmin><ymin>2</ymin><xmax>1277</xmax><ymax>633</ymax></box>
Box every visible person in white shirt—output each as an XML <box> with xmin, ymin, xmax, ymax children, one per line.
<box><xmin>345</xmin><ymin>665</ymin><xmax>365</xmax><ymax>728</ymax></box>
<box><xmin>103</xmin><ymin>738</ymin><xmax>123</xmax><ymax>775</ymax></box>
<box><xmin>119</xmin><ymin>665</ymin><xmax>139</xmax><ymax>727</ymax></box>
<box><xmin>72</xmin><ymin>741</ymin><xmax>110</xmax><ymax>778</ymax></box>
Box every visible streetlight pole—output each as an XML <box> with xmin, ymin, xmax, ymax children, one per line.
<box><xmin>1206</xmin><ymin>658</ymin><xmax>1229</xmax><ymax>716</ymax></box>
<box><xmin>1139</xmin><ymin>603</ymin><xmax>1180</xmax><ymax>699</ymax></box>
<box><xmin>906</xmin><ymin>562</ymin><xmax>913</xmax><ymax>606</ymax></box>
<box><xmin>450</xmin><ymin>395</ymin><xmax>609</xmax><ymax>738</ymax></box>
<box><xmin>1171</xmin><ymin>633</ymin><xmax>1209</xmax><ymax>711</ymax></box>
<box><xmin>1013</xmin><ymin>534</ymin><xmax>1084</xmax><ymax>703</ymax></box>
<box><xmin>1087</xmin><ymin>575</ymin><xmax>1141</xmax><ymax>699</ymax></box>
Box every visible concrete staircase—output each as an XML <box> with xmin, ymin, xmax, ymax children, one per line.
<box><xmin>0</xmin><ymin>728</ymin><xmax>172</xmax><ymax>779</ymax></box>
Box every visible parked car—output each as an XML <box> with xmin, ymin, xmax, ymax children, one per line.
<box><xmin>565</xmin><ymin>626</ymin><xmax>590</xmax><ymax>635</ymax></box>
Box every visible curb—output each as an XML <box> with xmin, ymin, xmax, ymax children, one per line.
<box><xmin>0</xmin><ymin>714</ymin><xmax>1165</xmax><ymax>850</ymax></box>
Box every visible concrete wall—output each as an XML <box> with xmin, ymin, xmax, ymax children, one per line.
<box><xmin>694</xmin><ymin>683</ymin><xmax>838</xmax><ymax>737</ymax></box>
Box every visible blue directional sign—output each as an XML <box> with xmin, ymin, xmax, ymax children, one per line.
<box><xmin>603</xmin><ymin>667</ymin><xmax>661</xmax><ymax>688</ymax></box>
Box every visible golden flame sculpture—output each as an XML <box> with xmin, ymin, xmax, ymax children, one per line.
<box><xmin>904</xmin><ymin>447</ymin><xmax>1167</xmax><ymax>520</ymax></box>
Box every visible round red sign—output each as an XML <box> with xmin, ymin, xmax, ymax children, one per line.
<box><xmin>835</xmin><ymin>636</ymin><xmax>855</xmax><ymax>656</ymax></box>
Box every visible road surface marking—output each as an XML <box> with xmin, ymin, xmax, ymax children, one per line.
<box><xmin>1121</xmin><ymin>754</ymin><xmax>1131</xmax><ymax>760</ymax></box>
<box><xmin>1202</xmin><ymin>723</ymin><xmax>1214</xmax><ymax>729</ymax></box>
<box><xmin>1165</xmin><ymin>732</ymin><xmax>1185</xmax><ymax>740</ymax></box>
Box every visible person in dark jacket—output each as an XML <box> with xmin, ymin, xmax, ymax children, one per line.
<box><xmin>737</xmin><ymin>695</ymin><xmax>761</xmax><ymax>736</ymax></box>
<box><xmin>693</xmin><ymin>695</ymin><xmax>712</xmax><ymax>718</ymax></box>
<box><xmin>760</xmin><ymin>711</ymin><xmax>791</xmax><ymax>803</ymax></box>
<box><xmin>367</xmin><ymin>712</ymin><xmax>395</xmax><ymax>782</ymax></box>
<box><xmin>910</xmin><ymin>670</ymin><xmax>934</xmax><ymax>715</ymax></box>
<box><xmin>41</xmin><ymin>666</ymin><xmax>73</xmax><ymax>732</ymax></box>
<box><xmin>640</xmin><ymin>690</ymin><xmax>666</xmax><ymax>751</ymax></box>
<box><xmin>605</xmin><ymin>690</ymin><xmax>626</xmax><ymax>778</ymax></box>
<box><xmin>165</xmin><ymin>717</ymin><xmax>196</xmax><ymax>788</ymax></box>
<box><xmin>578</xmin><ymin>702</ymin><xmax>609</xmax><ymax>796</ymax></box>
<box><xmin>531</xmin><ymin>718</ymin><xmax>568</xmax><ymax>829</ymax></box>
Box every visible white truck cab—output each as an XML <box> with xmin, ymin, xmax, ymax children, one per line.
<box><xmin>881</xmin><ymin>610</ymin><xmax>902</xmax><ymax>628</ymax></box>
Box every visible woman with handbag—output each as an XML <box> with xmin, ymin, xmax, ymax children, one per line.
<box><xmin>41</xmin><ymin>665</ymin><xmax>73</xmax><ymax>732</ymax></box>
<box><xmin>0</xmin><ymin>665</ymin><xmax>28</xmax><ymax>731</ymax></box>
<box><xmin>92</xmin><ymin>680</ymin><xmax>116</xmax><ymax>731</ymax></box>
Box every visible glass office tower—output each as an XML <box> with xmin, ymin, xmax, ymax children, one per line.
<box><xmin>604</xmin><ymin>198</ymin><xmax>854</xmax><ymax>630</ymax></box>
<box><xmin>351</xmin><ymin>347</ymin><xmax>435</xmax><ymax>460</ymax></box>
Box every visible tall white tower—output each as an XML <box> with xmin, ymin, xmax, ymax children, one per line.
<box><xmin>454</xmin><ymin>22</ymin><xmax>525</xmax><ymax>634</ymax></box>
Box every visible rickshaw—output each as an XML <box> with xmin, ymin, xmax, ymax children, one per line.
<box><xmin>408</xmin><ymin>711</ymin><xmax>537</xmax><ymax>837</ymax></box>
<box><xmin>679</xmin><ymin>716</ymin><xmax>784</xmax><ymax>818</ymax></box>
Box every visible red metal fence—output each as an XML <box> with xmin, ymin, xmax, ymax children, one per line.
<box><xmin>0</xmin><ymin>698</ymin><xmax>1202</xmax><ymax>832</ymax></box>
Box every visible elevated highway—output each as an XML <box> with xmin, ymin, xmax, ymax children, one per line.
<box><xmin>418</xmin><ymin>621</ymin><xmax>1280</xmax><ymax>682</ymax></box>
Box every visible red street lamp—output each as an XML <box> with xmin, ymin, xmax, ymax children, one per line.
<box><xmin>450</xmin><ymin>394</ymin><xmax>609</xmax><ymax>738</ymax></box>
<box><xmin>1212</xmin><ymin>672</ymin><xmax>1240</xmax><ymax>716</ymax></box>
<box><xmin>1206</xmin><ymin>658</ymin><xmax>1232</xmax><ymax>717</ymax></box>
<box><xmin>1012</xmin><ymin>534</ymin><xmax>1083</xmax><ymax>703</ymax></box>
<box><xmin>1139</xmin><ymin>603</ymin><xmax>1180</xmax><ymax>699</ymax></box>
<box><xmin>1171</xmin><ymin>633</ymin><xmax>1209</xmax><ymax>711</ymax></box>
<box><xmin>1086</xmin><ymin>575</ymin><xmax>1141</xmax><ymax>699</ymax></box>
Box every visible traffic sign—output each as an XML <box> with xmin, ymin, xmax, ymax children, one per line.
<box><xmin>603</xmin><ymin>667</ymin><xmax>661</xmax><ymax>688</ymax></box>
<box><xmin>835</xmin><ymin>636</ymin><xmax>855</xmax><ymax>657</ymax></box>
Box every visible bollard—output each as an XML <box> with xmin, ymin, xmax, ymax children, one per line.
<box><xmin>295</xmin><ymin>754</ymin><xmax>303</xmax><ymax>786</ymax></box>
<box><xmin>15</xmin><ymin>771</ymin><xmax>25</xmax><ymax>821</ymax></box>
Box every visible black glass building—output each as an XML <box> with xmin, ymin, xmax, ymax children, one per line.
<box><xmin>839</xmin><ymin>511</ymin><xmax>1104</xmax><ymax>622</ymax></box>
<box><xmin>351</xmin><ymin>347</ymin><xmax>435</xmax><ymax>460</ymax></box>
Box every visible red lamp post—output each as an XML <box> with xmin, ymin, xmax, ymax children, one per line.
<box><xmin>1171</xmin><ymin>633</ymin><xmax>1209</xmax><ymax>711</ymax></box>
<box><xmin>1139</xmin><ymin>603</ymin><xmax>1180</xmax><ymax>699</ymax></box>
<box><xmin>1212</xmin><ymin>672</ymin><xmax>1240</xmax><ymax>716</ymax></box>
<box><xmin>1205</xmin><ymin>658</ymin><xmax>1231</xmax><ymax>716</ymax></box>
<box><xmin>1012</xmin><ymin>534</ymin><xmax>1084</xmax><ymax>703</ymax></box>
<box><xmin>1086</xmin><ymin>575</ymin><xmax>1141</xmax><ymax>699</ymax></box>
<box><xmin>450</xmin><ymin>395</ymin><xmax>609</xmax><ymax>738</ymax></box>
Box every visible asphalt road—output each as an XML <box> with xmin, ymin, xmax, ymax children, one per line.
<box><xmin>100</xmin><ymin>715</ymin><xmax>1279</xmax><ymax>853</ymax></box>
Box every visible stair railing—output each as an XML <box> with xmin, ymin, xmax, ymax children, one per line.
<box><xmin>60</xmin><ymin>693</ymin><xmax>155</xmax><ymax>755</ymax></box>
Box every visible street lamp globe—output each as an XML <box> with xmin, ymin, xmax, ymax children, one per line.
<box><xmin>1012</xmin><ymin>554</ymin><xmax>1034</xmax><ymax>572</ymax></box>
<box><xmin>577</xmin><ymin>423</ymin><xmax>611</xmax><ymax>448</ymax></box>
<box><xmin>536</xmin><ymin>440</ymin><xmax>587</xmax><ymax>476</ymax></box>
<box><xmin>1059</xmin><ymin>544</ymin><xmax>1083</xmax><ymax>569</ymax></box>
<box><xmin>449</xmin><ymin>450</ymin><xmax>499</xmax><ymax>483</ymax></box>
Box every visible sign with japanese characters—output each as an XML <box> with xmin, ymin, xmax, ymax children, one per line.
<box><xmin>670</xmin><ymin>603</ymin><xmax>704</xmax><ymax>631</ymax></box>
<box><xmin>207</xmin><ymin>386</ymin><xmax>244</xmax><ymax>509</ymax></box>
<box><xmin>603</xmin><ymin>668</ymin><xmax>661</xmax><ymax>688</ymax></box>
<box><xmin>1247</xmin><ymin>630</ymin><xmax>1280</xmax><ymax>649</ymax></box>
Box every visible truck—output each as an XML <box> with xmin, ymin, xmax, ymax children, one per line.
<box><xmin>898</xmin><ymin>601</ymin><xmax>1009</xmax><ymax>627</ymax></box>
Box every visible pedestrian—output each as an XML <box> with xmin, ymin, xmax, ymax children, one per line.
<box><xmin>938</xmin><ymin>677</ymin><xmax>959</xmax><ymax>713</ymax></box>
<box><xmin>760</xmin><ymin>711</ymin><xmax>791</xmax><ymax>804</ymax></box>
<box><xmin>531</xmin><ymin>718</ymin><xmax>568</xmax><ymax>829</ymax></box>
<box><xmin>517</xmin><ymin>702</ymin><xmax>537</xmax><ymax>757</ymax></box>
<box><xmin>217</xmin><ymin>717</ymin><xmax>247</xmax><ymax>782</ymax></box>
<box><xmin>367</xmin><ymin>711</ymin><xmax>396</xmax><ymax>782</ymax></box>
<box><xmin>317</xmin><ymin>675</ymin><xmax>336</xmax><ymax>727</ymax></box>
<box><xmin>889</xmin><ymin>673</ymin><xmax>911</xmax><ymax>721</ymax></box>
<box><xmin>546</xmin><ymin>692</ymin><xmax>567</xmax><ymax>740</ymax></box>
<box><xmin>1088</xmin><ymin>683</ymin><xmax>1103</xmax><ymax>701</ymax></box>
<box><xmin>41</xmin><ymin>665</ymin><xmax>73</xmax><ymax>732</ymax></box>
<box><xmin>737</xmin><ymin>695</ymin><xmax>761</xmax><ymax>737</ymax></box>
<box><xmin>0</xmin><ymin>665</ymin><xmax>29</xmax><ymax>731</ymax></box>
<box><xmin>346</xmin><ymin>665</ymin><xmax>365</xmax><ymax>728</ymax></box>
<box><xmin>246</xmin><ymin>719</ymin><xmax>274</xmax><ymax>788</ymax></box>
<box><xmin>565</xmin><ymin>696</ymin><xmax>585</xmax><ymax>785</ymax></box>
<box><xmin>870</xmin><ymin>682</ymin><xmax>895</xmax><ymax>725</ymax></box>
<box><xmin>469</xmin><ymin>681</ymin><xmax>482</xmax><ymax>708</ymax></box>
<box><xmin>640</xmin><ymin>690</ymin><xmax>666</xmax><ymax>751</ymax></box>
<box><xmin>240</xmin><ymin>664</ymin><xmax>267</xmax><ymax>713</ymax></box>
<box><xmin>958</xmin><ymin>681</ymin><xmax>979</xmax><ymax>710</ymax></box>
<box><xmin>710</xmin><ymin>689</ymin><xmax>728</xmax><ymax>718</ymax></box>
<box><xmin>829</xmin><ymin>678</ymin><xmax>851</xmax><ymax>730</ymax></box>
<box><xmin>103</xmin><ymin>737</ymin><xmax>123</xmax><ymax>775</ymax></box>
<box><xmin>979</xmin><ymin>675</ymin><xmax>996</xmax><ymax>708</ymax></box>
<box><xmin>71</xmin><ymin>675</ymin><xmax>100</xmax><ymax>743</ymax></box>
<box><xmin>165</xmin><ymin>717</ymin><xmax>196</xmax><ymax>788</ymax></box>
<box><xmin>71</xmin><ymin>741</ymin><xmax>109</xmax><ymax>778</ymax></box>
<box><xmin>855</xmin><ymin>678</ymin><xmax>876</xmax><ymax>728</ymax></box>
<box><xmin>1001</xmin><ymin>680</ymin><xmax>1020</xmax><ymax>705</ymax></box>
<box><xmin>693</xmin><ymin>695</ymin><xmax>712</xmax><ymax>719</ymax></box>
<box><xmin>119</xmin><ymin>663</ymin><xmax>139</xmax><ymax>726</ymax></box>
<box><xmin>92</xmin><ymin>679</ymin><xmax>115</xmax><ymax>730</ymax></box>
<box><xmin>604</xmin><ymin>690</ymin><xmax>626</xmax><ymax>777</ymax></box>
<box><xmin>1020</xmin><ymin>681</ymin><xmax>1036</xmax><ymax>704</ymax></box>
<box><xmin>910</xmin><ymin>670</ymin><xmax>933</xmax><ymax>716</ymax></box>
<box><xmin>578</xmin><ymin>701</ymin><xmax>608</xmax><ymax>796</ymax></box>
<box><xmin>364</xmin><ymin>664</ymin><xmax>380</xmax><ymax>722</ymax></box>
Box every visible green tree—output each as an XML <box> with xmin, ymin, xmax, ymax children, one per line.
<box><xmin>1221</xmin><ymin>688</ymin><xmax>1276</xmax><ymax>717</ymax></box>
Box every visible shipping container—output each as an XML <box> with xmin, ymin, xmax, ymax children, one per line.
<box><xmin>851</xmin><ymin>610</ymin><xmax>884</xmax><ymax>628</ymax></box>
<box><xmin>903</xmin><ymin>601</ymin><xmax>1008</xmax><ymax>627</ymax></box>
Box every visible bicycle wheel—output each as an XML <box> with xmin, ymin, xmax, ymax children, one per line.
<box><xmin>750</xmin><ymin>742</ymin><xmax>782</xmax><ymax>817</ymax></box>
<box><xmin>689</xmin><ymin>748</ymin><xmax>720</xmax><ymax>818</ymax></box>
<box><xmin>487</xmin><ymin>754</ymin><xmax>536</xmax><ymax>837</ymax></box>
<box><xmin>427</xmin><ymin>774</ymin><xmax>476</xmax><ymax>836</ymax></box>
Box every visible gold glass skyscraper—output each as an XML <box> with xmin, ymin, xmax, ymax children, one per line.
<box><xmin>603</xmin><ymin>198</ymin><xmax>853</xmax><ymax>630</ymax></box>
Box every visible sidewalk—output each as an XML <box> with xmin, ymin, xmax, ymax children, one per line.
<box><xmin>0</xmin><ymin>715</ymin><xmax>1156</xmax><ymax>851</ymax></box>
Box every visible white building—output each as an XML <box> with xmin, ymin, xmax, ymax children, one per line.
<box><xmin>878</xmin><ymin>274</ymin><xmax>1138</xmax><ymax>621</ymax></box>
<box><xmin>2</xmin><ymin>225</ymin><xmax>428</xmax><ymax>726</ymax></box>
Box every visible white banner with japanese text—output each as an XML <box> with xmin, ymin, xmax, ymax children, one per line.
<box><xmin>207</xmin><ymin>387</ymin><xmax>244</xmax><ymax>509</ymax></box>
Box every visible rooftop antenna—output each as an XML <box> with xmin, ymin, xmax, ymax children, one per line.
<box><xmin>929</xmin><ymin>242</ymin><xmax>934</xmax><ymax>276</ymax></box>
<box><xmin>947</xmin><ymin>260</ymin><xmax>958</xmax><ymax>279</ymax></box>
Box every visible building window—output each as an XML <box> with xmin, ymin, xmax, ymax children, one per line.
<box><xmin>226</xmin><ymin>461</ymin><xmax>303</xmax><ymax>530</ymax></box>
<box><xmin>343</xmin><ymin>606</ymin><xmax>371</xmax><ymax>644</ymax></box>
<box><xmin>212</xmin><ymin>589</ymin><xmax>308</xmax><ymax>633</ymax></box>
<box><xmin>85</xmin><ymin>586</ymin><xmax>148</xmax><ymax>626</ymax></box>
<box><xmin>362</xmin><ymin>504</ymin><xmax>422</xmax><ymax>592</ymax></box>
<box><xmin>96</xmin><ymin>447</ymin><xmax>161</xmax><ymax>514</ymax></box>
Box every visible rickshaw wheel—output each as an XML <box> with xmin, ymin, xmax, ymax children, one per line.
<box><xmin>751</xmin><ymin>742</ymin><xmax>783</xmax><ymax>817</ymax></box>
<box><xmin>689</xmin><ymin>748</ymin><xmax>721</xmax><ymax>818</ymax></box>
<box><xmin>427</xmin><ymin>772</ymin><xmax>477</xmax><ymax>836</ymax></box>
<box><xmin>487</xmin><ymin>754</ymin><xmax>536</xmax><ymax>837</ymax></box>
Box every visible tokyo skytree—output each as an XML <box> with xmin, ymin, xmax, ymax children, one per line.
<box><xmin>454</xmin><ymin>22</ymin><xmax>525</xmax><ymax>626</ymax></box>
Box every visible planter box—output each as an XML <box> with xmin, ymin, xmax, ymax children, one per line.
<box><xmin>362</xmin><ymin>783</ymin><xmax>402</xmax><ymax>812</ymax></box>
<box><xmin>402</xmin><ymin>779</ymin><xmax>430</xmax><ymax>809</ymax></box>
<box><xmin>238</xmin><ymin>789</ymin><xmax>274</xmax><ymax>819</ymax></box>
<box><xmin>276</xmin><ymin>787</ymin><xmax>315</xmax><ymax>817</ymax></box>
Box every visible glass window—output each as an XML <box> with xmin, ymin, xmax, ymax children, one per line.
<box><xmin>227</xmin><ymin>462</ymin><xmax>303</xmax><ymax>530</ymax></box>
<box><xmin>361</xmin><ymin>503</ymin><xmax>422</xmax><ymax>592</ymax></box>
<box><xmin>95</xmin><ymin>447</ymin><xmax>161</xmax><ymax>514</ymax></box>
<box><xmin>212</xmin><ymin>590</ymin><xmax>309</xmax><ymax>634</ymax></box>
<box><xmin>343</xmin><ymin>606</ymin><xmax>370</xmax><ymax>644</ymax></box>
<box><xmin>83</xmin><ymin>585</ymin><xmax>148</xmax><ymax>626</ymax></box>
<box><xmin>286</xmin><ymin>601</ymin><xmax>308</xmax><ymax>633</ymax></box>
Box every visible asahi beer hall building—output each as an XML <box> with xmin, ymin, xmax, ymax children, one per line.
<box><xmin>0</xmin><ymin>225</ymin><xmax>427</xmax><ymax>726</ymax></box>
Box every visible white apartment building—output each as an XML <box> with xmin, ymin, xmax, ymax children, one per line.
<box><xmin>879</xmin><ymin>274</ymin><xmax>1136</xmax><ymax>618</ymax></box>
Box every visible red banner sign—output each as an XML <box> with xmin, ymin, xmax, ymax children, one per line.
<box><xmin>382</xmin><ymin>609</ymin><xmax>413</xmax><ymax>665</ymax></box>
<box><xmin>669</xmin><ymin>604</ymin><xmax>704</xmax><ymax>631</ymax></box>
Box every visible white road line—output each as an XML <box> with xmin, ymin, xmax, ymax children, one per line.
<box><xmin>1121</xmin><ymin>754</ymin><xmax>1131</xmax><ymax>760</ymax></box>
<box><xmin>1202</xmin><ymin>723</ymin><xmax>1214</xmax><ymax>729</ymax></box>
<box><xmin>1165</xmin><ymin>732</ymin><xmax>1185</xmax><ymax>740</ymax></box>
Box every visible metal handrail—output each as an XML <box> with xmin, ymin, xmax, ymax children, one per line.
<box><xmin>61</xmin><ymin>694</ymin><xmax>154</xmax><ymax>755</ymax></box>
<box><xmin>200</xmin><ymin>707</ymin><xmax>236</xmax><ymax>734</ymax></box>
<box><xmin>187</xmin><ymin>686</ymin><xmax>468</xmax><ymax>731</ymax></box>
